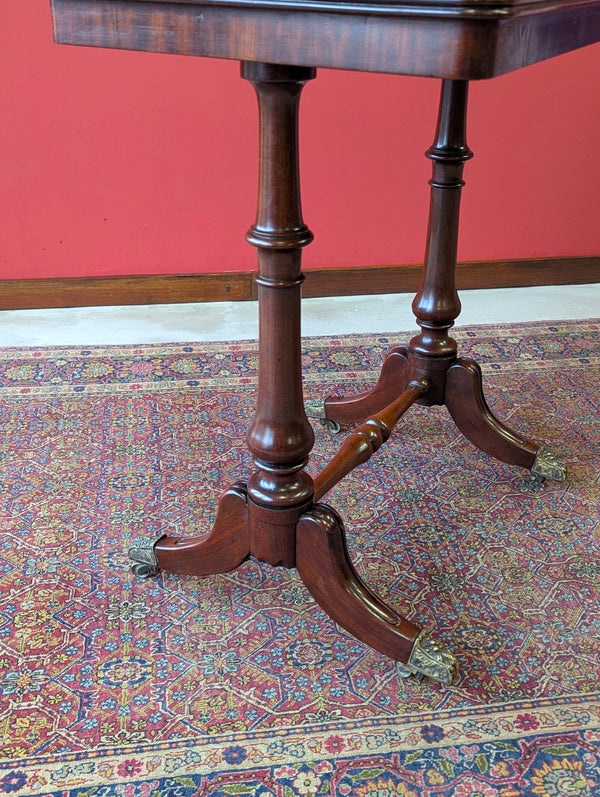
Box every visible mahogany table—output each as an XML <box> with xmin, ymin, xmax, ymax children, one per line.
<box><xmin>50</xmin><ymin>0</ymin><xmax>600</xmax><ymax>684</ymax></box>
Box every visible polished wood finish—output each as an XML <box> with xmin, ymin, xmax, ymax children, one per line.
<box><xmin>324</xmin><ymin>79</ymin><xmax>543</xmax><ymax>477</ymax></box>
<box><xmin>243</xmin><ymin>62</ymin><xmax>316</xmax><ymax>569</ymax></box>
<box><xmin>50</xmin><ymin>0</ymin><xmax>600</xmax><ymax>678</ymax></box>
<box><xmin>296</xmin><ymin>505</ymin><xmax>419</xmax><ymax>662</ymax></box>
<box><xmin>446</xmin><ymin>359</ymin><xmax>538</xmax><ymax>469</ymax></box>
<box><xmin>155</xmin><ymin>483</ymin><xmax>250</xmax><ymax>574</ymax></box>
<box><xmin>146</xmin><ymin>61</ymin><xmax>431</xmax><ymax>661</ymax></box>
<box><xmin>327</xmin><ymin>79</ymin><xmax>474</xmax><ymax>416</ymax></box>
<box><xmin>51</xmin><ymin>0</ymin><xmax>600</xmax><ymax>79</ymax></box>
<box><xmin>411</xmin><ymin>80</ymin><xmax>471</xmax><ymax>362</ymax></box>
<box><xmin>313</xmin><ymin>378</ymin><xmax>429</xmax><ymax>502</ymax></box>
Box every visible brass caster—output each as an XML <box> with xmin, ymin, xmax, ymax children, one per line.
<box><xmin>395</xmin><ymin>661</ymin><xmax>424</xmax><ymax>681</ymax></box>
<box><xmin>305</xmin><ymin>399</ymin><xmax>342</xmax><ymax>434</ymax></box>
<box><xmin>128</xmin><ymin>535</ymin><xmax>165</xmax><ymax>578</ymax></box>
<box><xmin>530</xmin><ymin>447</ymin><xmax>567</xmax><ymax>483</ymax></box>
<box><xmin>395</xmin><ymin>631</ymin><xmax>457</xmax><ymax>685</ymax></box>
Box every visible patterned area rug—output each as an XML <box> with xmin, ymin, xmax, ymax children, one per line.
<box><xmin>0</xmin><ymin>319</ymin><xmax>599</xmax><ymax>796</ymax></box>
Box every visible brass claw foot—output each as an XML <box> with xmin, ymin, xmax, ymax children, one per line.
<box><xmin>531</xmin><ymin>447</ymin><xmax>567</xmax><ymax>482</ymax></box>
<box><xmin>128</xmin><ymin>535</ymin><xmax>165</xmax><ymax>577</ymax></box>
<box><xmin>395</xmin><ymin>631</ymin><xmax>458</xmax><ymax>685</ymax></box>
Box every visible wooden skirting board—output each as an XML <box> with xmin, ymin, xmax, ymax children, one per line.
<box><xmin>1</xmin><ymin>256</ymin><xmax>599</xmax><ymax>311</ymax></box>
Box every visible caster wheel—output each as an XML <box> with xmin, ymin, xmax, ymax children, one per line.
<box><xmin>131</xmin><ymin>562</ymin><xmax>158</xmax><ymax>578</ymax></box>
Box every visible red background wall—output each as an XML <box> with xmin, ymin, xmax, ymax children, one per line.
<box><xmin>2</xmin><ymin>0</ymin><xmax>600</xmax><ymax>281</ymax></box>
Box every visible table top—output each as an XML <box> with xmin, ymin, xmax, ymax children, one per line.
<box><xmin>51</xmin><ymin>0</ymin><xmax>600</xmax><ymax>79</ymax></box>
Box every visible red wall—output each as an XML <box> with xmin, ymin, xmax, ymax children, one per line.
<box><xmin>2</xmin><ymin>1</ymin><xmax>600</xmax><ymax>280</ymax></box>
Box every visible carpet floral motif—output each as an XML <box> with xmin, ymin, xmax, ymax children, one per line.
<box><xmin>0</xmin><ymin>320</ymin><xmax>599</xmax><ymax>795</ymax></box>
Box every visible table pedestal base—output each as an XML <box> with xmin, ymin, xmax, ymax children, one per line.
<box><xmin>129</xmin><ymin>65</ymin><xmax>565</xmax><ymax>686</ymax></box>
<box><xmin>313</xmin><ymin>346</ymin><xmax>566</xmax><ymax>483</ymax></box>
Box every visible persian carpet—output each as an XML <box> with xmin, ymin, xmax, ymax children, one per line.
<box><xmin>0</xmin><ymin>319</ymin><xmax>599</xmax><ymax>797</ymax></box>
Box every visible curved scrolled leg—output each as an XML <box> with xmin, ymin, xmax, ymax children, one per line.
<box><xmin>296</xmin><ymin>504</ymin><xmax>457</xmax><ymax>684</ymax></box>
<box><xmin>445</xmin><ymin>359</ymin><xmax>566</xmax><ymax>481</ymax></box>
<box><xmin>129</xmin><ymin>482</ymin><xmax>251</xmax><ymax>578</ymax></box>
<box><xmin>323</xmin><ymin>345</ymin><xmax>412</xmax><ymax>427</ymax></box>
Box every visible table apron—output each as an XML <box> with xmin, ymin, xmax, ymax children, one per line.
<box><xmin>50</xmin><ymin>0</ymin><xmax>600</xmax><ymax>79</ymax></box>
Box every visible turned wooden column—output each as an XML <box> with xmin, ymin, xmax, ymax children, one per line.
<box><xmin>242</xmin><ymin>62</ymin><xmax>316</xmax><ymax>567</ymax></box>
<box><xmin>409</xmin><ymin>79</ymin><xmax>473</xmax><ymax>403</ymax></box>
